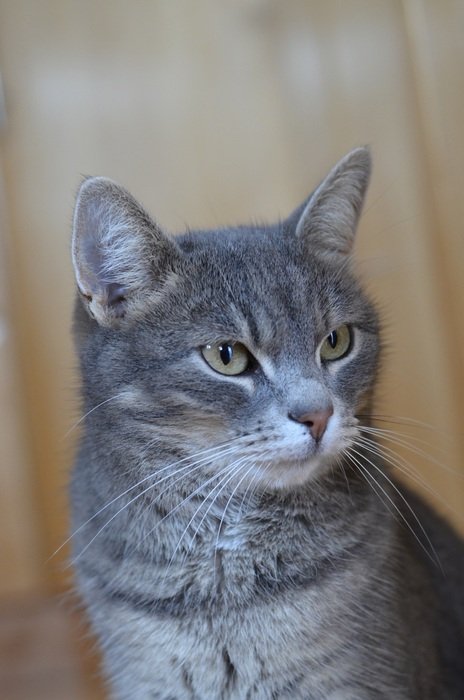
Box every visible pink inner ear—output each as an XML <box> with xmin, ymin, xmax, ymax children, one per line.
<box><xmin>74</xmin><ymin>232</ymin><xmax>105</xmax><ymax>296</ymax></box>
<box><xmin>78</xmin><ymin>225</ymin><xmax>127</xmax><ymax>306</ymax></box>
<box><xmin>106</xmin><ymin>283</ymin><xmax>127</xmax><ymax>308</ymax></box>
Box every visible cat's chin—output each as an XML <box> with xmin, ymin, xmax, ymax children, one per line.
<box><xmin>253</xmin><ymin>454</ymin><xmax>335</xmax><ymax>490</ymax></box>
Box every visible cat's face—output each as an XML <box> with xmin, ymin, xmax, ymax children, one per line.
<box><xmin>73</xmin><ymin>147</ymin><xmax>379</xmax><ymax>491</ymax></box>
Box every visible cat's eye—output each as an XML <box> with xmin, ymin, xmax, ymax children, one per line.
<box><xmin>319</xmin><ymin>324</ymin><xmax>352</xmax><ymax>362</ymax></box>
<box><xmin>201</xmin><ymin>341</ymin><xmax>251</xmax><ymax>375</ymax></box>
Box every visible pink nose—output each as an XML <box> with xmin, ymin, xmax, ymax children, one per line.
<box><xmin>289</xmin><ymin>406</ymin><xmax>334</xmax><ymax>442</ymax></box>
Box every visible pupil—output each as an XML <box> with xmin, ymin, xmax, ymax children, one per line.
<box><xmin>219</xmin><ymin>344</ymin><xmax>233</xmax><ymax>365</ymax></box>
<box><xmin>328</xmin><ymin>331</ymin><xmax>338</xmax><ymax>349</ymax></box>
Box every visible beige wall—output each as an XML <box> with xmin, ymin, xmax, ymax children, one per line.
<box><xmin>0</xmin><ymin>0</ymin><xmax>463</xmax><ymax>595</ymax></box>
<box><xmin>0</xmin><ymin>152</ymin><xmax>42</xmax><ymax>596</ymax></box>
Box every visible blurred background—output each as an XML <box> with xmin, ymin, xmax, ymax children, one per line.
<box><xmin>0</xmin><ymin>1</ymin><xmax>463</xmax><ymax>698</ymax></box>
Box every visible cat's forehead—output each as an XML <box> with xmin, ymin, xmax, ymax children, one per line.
<box><xmin>173</xmin><ymin>226</ymin><xmax>366</xmax><ymax>345</ymax></box>
<box><xmin>179</xmin><ymin>224</ymin><xmax>286</xmax><ymax>262</ymax></box>
<box><xmin>179</xmin><ymin>224</ymin><xmax>313</xmax><ymax>284</ymax></box>
<box><xmin>179</xmin><ymin>225</ymin><xmax>309</xmax><ymax>305</ymax></box>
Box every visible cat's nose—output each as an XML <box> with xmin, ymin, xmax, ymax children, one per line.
<box><xmin>288</xmin><ymin>406</ymin><xmax>334</xmax><ymax>442</ymax></box>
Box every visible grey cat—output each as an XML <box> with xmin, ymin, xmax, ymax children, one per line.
<box><xmin>70</xmin><ymin>148</ymin><xmax>464</xmax><ymax>699</ymax></box>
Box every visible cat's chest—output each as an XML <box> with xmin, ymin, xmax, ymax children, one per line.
<box><xmin>90</xmin><ymin>550</ymin><xmax>381</xmax><ymax>700</ymax></box>
<box><xmin>149</xmin><ymin>514</ymin><xmax>332</xmax><ymax>608</ymax></box>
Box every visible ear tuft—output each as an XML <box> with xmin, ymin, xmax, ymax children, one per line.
<box><xmin>72</xmin><ymin>177</ymin><xmax>179</xmax><ymax>327</ymax></box>
<box><xmin>294</xmin><ymin>146</ymin><xmax>371</xmax><ymax>259</ymax></box>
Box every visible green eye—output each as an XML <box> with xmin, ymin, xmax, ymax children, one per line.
<box><xmin>201</xmin><ymin>341</ymin><xmax>250</xmax><ymax>375</ymax></box>
<box><xmin>320</xmin><ymin>324</ymin><xmax>352</xmax><ymax>362</ymax></box>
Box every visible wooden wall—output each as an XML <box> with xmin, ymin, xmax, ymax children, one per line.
<box><xmin>0</xmin><ymin>0</ymin><xmax>463</xmax><ymax>596</ymax></box>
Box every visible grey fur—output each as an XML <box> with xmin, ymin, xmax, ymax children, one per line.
<box><xmin>70</xmin><ymin>148</ymin><xmax>464</xmax><ymax>699</ymax></box>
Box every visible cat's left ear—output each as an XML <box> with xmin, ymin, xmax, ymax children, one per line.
<box><xmin>294</xmin><ymin>146</ymin><xmax>371</xmax><ymax>259</ymax></box>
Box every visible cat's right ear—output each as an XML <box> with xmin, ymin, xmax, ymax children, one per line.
<box><xmin>72</xmin><ymin>177</ymin><xmax>180</xmax><ymax>328</ymax></box>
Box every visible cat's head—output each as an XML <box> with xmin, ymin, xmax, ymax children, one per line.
<box><xmin>72</xmin><ymin>147</ymin><xmax>380</xmax><ymax>491</ymax></box>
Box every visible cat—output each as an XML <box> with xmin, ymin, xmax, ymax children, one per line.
<box><xmin>70</xmin><ymin>147</ymin><xmax>464</xmax><ymax>699</ymax></box>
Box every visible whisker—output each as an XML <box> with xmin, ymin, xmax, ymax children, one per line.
<box><xmin>212</xmin><ymin>460</ymin><xmax>257</xmax><ymax>578</ymax></box>
<box><xmin>137</xmin><ymin>457</ymin><xmax>245</xmax><ymax>549</ymax></box>
<box><xmin>335</xmin><ymin>454</ymin><xmax>352</xmax><ymax>500</ymax></box>
<box><xmin>353</xmin><ymin>436</ymin><xmax>464</xmax><ymax>527</ymax></box>
<box><xmin>52</xmin><ymin>438</ymin><xmax>239</xmax><ymax>561</ymax></box>
<box><xmin>353</xmin><ymin>436</ymin><xmax>439</xmax><ymax>499</ymax></box>
<box><xmin>345</xmin><ymin>452</ymin><xmax>401</xmax><ymax>533</ymax></box>
<box><xmin>192</xmin><ymin>458</ymin><xmax>252</xmax><ymax>555</ymax></box>
<box><xmin>359</xmin><ymin>426</ymin><xmax>460</xmax><ymax>477</ymax></box>
<box><xmin>360</xmin><ymin>413</ymin><xmax>455</xmax><ymax>444</ymax></box>
<box><xmin>67</xmin><ymin>441</ymin><xmax>243</xmax><ymax>564</ymax></box>
<box><xmin>359</xmin><ymin>424</ymin><xmax>449</xmax><ymax>455</ymax></box>
<box><xmin>238</xmin><ymin>462</ymin><xmax>262</xmax><ymax>518</ymax></box>
<box><xmin>62</xmin><ymin>393</ymin><xmax>128</xmax><ymax>440</ymax></box>
<box><xmin>170</xmin><ymin>458</ymin><xmax>251</xmax><ymax>569</ymax></box>
<box><xmin>347</xmin><ymin>447</ymin><xmax>442</xmax><ymax>571</ymax></box>
<box><xmin>359</xmin><ymin>414</ymin><xmax>438</xmax><ymax>432</ymax></box>
<box><xmin>147</xmin><ymin>460</ymin><xmax>252</xmax><ymax>587</ymax></box>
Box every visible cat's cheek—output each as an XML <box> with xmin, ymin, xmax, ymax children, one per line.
<box><xmin>319</xmin><ymin>411</ymin><xmax>346</xmax><ymax>453</ymax></box>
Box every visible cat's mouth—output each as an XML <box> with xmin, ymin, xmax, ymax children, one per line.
<box><xmin>251</xmin><ymin>453</ymin><xmax>334</xmax><ymax>489</ymax></box>
<box><xmin>240</xmin><ymin>418</ymin><xmax>358</xmax><ymax>489</ymax></box>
